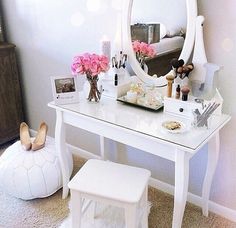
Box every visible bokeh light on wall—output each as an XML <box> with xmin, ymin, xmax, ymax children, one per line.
<box><xmin>70</xmin><ymin>12</ymin><xmax>85</xmax><ymax>27</ymax></box>
<box><xmin>111</xmin><ymin>0</ymin><xmax>123</xmax><ymax>11</ymax></box>
<box><xmin>86</xmin><ymin>0</ymin><xmax>101</xmax><ymax>12</ymax></box>
<box><xmin>222</xmin><ymin>38</ymin><xmax>234</xmax><ymax>52</ymax></box>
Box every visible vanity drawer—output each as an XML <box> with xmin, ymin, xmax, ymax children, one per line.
<box><xmin>164</xmin><ymin>97</ymin><xmax>201</xmax><ymax>119</ymax></box>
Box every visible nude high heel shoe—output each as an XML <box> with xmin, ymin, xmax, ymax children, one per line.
<box><xmin>20</xmin><ymin>122</ymin><xmax>31</xmax><ymax>151</ymax></box>
<box><xmin>32</xmin><ymin>122</ymin><xmax>48</xmax><ymax>151</ymax></box>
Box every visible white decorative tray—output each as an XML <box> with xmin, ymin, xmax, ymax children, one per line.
<box><xmin>117</xmin><ymin>95</ymin><xmax>164</xmax><ymax>111</ymax></box>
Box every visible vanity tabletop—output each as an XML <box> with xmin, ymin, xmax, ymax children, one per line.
<box><xmin>48</xmin><ymin>96</ymin><xmax>230</xmax><ymax>153</ymax></box>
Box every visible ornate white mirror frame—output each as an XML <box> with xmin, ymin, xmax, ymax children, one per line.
<box><xmin>122</xmin><ymin>0</ymin><xmax>198</xmax><ymax>87</ymax></box>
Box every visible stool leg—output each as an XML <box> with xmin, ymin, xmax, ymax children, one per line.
<box><xmin>71</xmin><ymin>191</ymin><xmax>82</xmax><ymax>228</ymax></box>
<box><xmin>93</xmin><ymin>201</ymin><xmax>97</xmax><ymax>219</ymax></box>
<box><xmin>142</xmin><ymin>186</ymin><xmax>148</xmax><ymax>228</ymax></box>
<box><xmin>125</xmin><ymin>204</ymin><xmax>138</xmax><ymax>228</ymax></box>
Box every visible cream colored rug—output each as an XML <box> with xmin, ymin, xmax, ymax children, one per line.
<box><xmin>59</xmin><ymin>200</ymin><xmax>150</xmax><ymax>228</ymax></box>
<box><xmin>0</xmin><ymin>146</ymin><xmax>236</xmax><ymax>228</ymax></box>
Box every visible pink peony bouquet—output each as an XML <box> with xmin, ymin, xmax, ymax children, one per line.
<box><xmin>132</xmin><ymin>40</ymin><xmax>156</xmax><ymax>68</ymax></box>
<box><xmin>71</xmin><ymin>53</ymin><xmax>109</xmax><ymax>77</ymax></box>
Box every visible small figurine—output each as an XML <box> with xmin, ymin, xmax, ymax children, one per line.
<box><xmin>166</xmin><ymin>74</ymin><xmax>175</xmax><ymax>97</ymax></box>
<box><xmin>181</xmin><ymin>86</ymin><xmax>190</xmax><ymax>101</ymax></box>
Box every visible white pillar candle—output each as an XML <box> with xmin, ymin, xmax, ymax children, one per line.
<box><xmin>101</xmin><ymin>36</ymin><xmax>111</xmax><ymax>62</ymax></box>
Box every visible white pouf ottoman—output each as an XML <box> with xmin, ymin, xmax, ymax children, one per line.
<box><xmin>0</xmin><ymin>138</ymin><xmax>73</xmax><ymax>200</ymax></box>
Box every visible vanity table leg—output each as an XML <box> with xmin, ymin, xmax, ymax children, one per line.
<box><xmin>55</xmin><ymin>110</ymin><xmax>71</xmax><ymax>199</ymax></box>
<box><xmin>172</xmin><ymin>149</ymin><xmax>190</xmax><ymax>228</ymax></box>
<box><xmin>202</xmin><ymin>132</ymin><xmax>220</xmax><ymax>216</ymax></box>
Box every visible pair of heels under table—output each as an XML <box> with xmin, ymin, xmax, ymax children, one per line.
<box><xmin>20</xmin><ymin>122</ymin><xmax>48</xmax><ymax>151</ymax></box>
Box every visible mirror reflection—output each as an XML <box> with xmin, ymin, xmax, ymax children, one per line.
<box><xmin>131</xmin><ymin>0</ymin><xmax>187</xmax><ymax>77</ymax></box>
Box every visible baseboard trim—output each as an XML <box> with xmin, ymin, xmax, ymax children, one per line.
<box><xmin>30</xmin><ymin>130</ymin><xmax>101</xmax><ymax>160</ymax></box>
<box><xmin>67</xmin><ymin>143</ymin><xmax>101</xmax><ymax>160</ymax></box>
<box><xmin>149</xmin><ymin>178</ymin><xmax>236</xmax><ymax>223</ymax></box>
<box><xmin>32</xmin><ymin>129</ymin><xmax>236</xmax><ymax>223</ymax></box>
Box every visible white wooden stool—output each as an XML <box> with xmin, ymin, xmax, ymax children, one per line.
<box><xmin>68</xmin><ymin>159</ymin><xmax>151</xmax><ymax>228</ymax></box>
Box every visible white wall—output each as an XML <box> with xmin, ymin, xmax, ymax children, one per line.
<box><xmin>2</xmin><ymin>0</ymin><xmax>236</xmax><ymax>212</ymax></box>
<box><xmin>198</xmin><ymin>0</ymin><xmax>236</xmax><ymax>210</ymax></box>
<box><xmin>2</xmin><ymin>0</ymin><xmax>121</xmax><ymax>153</ymax></box>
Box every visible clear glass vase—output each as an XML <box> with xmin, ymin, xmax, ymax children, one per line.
<box><xmin>86</xmin><ymin>74</ymin><xmax>101</xmax><ymax>102</ymax></box>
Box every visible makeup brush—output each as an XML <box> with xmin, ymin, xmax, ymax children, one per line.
<box><xmin>185</xmin><ymin>63</ymin><xmax>194</xmax><ymax>78</ymax></box>
<box><xmin>177</xmin><ymin>66</ymin><xmax>184</xmax><ymax>79</ymax></box>
<box><xmin>181</xmin><ymin>86</ymin><xmax>190</xmax><ymax>101</ymax></box>
<box><xmin>166</xmin><ymin>74</ymin><xmax>175</xmax><ymax>97</ymax></box>
<box><xmin>178</xmin><ymin>59</ymin><xmax>185</xmax><ymax>67</ymax></box>
<box><xmin>170</xmin><ymin>58</ymin><xmax>179</xmax><ymax>77</ymax></box>
<box><xmin>170</xmin><ymin>58</ymin><xmax>185</xmax><ymax>78</ymax></box>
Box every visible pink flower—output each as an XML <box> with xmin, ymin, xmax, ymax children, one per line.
<box><xmin>132</xmin><ymin>40</ymin><xmax>141</xmax><ymax>52</ymax></box>
<box><xmin>71</xmin><ymin>53</ymin><xmax>110</xmax><ymax>76</ymax></box>
<box><xmin>147</xmin><ymin>45</ymin><xmax>156</xmax><ymax>57</ymax></box>
<box><xmin>132</xmin><ymin>40</ymin><xmax>157</xmax><ymax>59</ymax></box>
<box><xmin>139</xmin><ymin>42</ymin><xmax>147</xmax><ymax>54</ymax></box>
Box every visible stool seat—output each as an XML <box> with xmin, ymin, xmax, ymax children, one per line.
<box><xmin>68</xmin><ymin>159</ymin><xmax>151</xmax><ymax>227</ymax></box>
<box><xmin>68</xmin><ymin>159</ymin><xmax>151</xmax><ymax>203</ymax></box>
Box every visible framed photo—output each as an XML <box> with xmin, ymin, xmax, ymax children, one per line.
<box><xmin>51</xmin><ymin>75</ymin><xmax>79</xmax><ymax>105</ymax></box>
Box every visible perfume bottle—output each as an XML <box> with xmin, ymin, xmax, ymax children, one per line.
<box><xmin>175</xmin><ymin>84</ymin><xmax>180</xmax><ymax>99</ymax></box>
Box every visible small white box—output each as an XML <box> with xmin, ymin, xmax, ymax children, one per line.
<box><xmin>101</xmin><ymin>78</ymin><xmax>131</xmax><ymax>99</ymax></box>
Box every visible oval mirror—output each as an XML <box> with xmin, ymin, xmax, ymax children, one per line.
<box><xmin>122</xmin><ymin>0</ymin><xmax>198</xmax><ymax>87</ymax></box>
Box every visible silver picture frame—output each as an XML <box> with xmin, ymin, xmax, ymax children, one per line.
<box><xmin>51</xmin><ymin>75</ymin><xmax>80</xmax><ymax>105</ymax></box>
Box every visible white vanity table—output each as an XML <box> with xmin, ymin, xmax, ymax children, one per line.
<box><xmin>48</xmin><ymin>97</ymin><xmax>230</xmax><ymax>228</ymax></box>
<box><xmin>48</xmin><ymin>0</ymin><xmax>230</xmax><ymax>227</ymax></box>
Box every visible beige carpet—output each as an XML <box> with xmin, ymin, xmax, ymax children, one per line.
<box><xmin>0</xmin><ymin>146</ymin><xmax>236</xmax><ymax>228</ymax></box>
<box><xmin>59</xmin><ymin>199</ymin><xmax>151</xmax><ymax>228</ymax></box>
